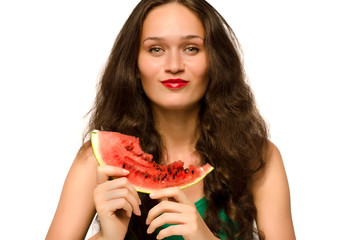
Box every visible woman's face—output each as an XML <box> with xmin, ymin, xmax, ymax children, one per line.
<box><xmin>138</xmin><ymin>3</ymin><xmax>209</xmax><ymax>111</ymax></box>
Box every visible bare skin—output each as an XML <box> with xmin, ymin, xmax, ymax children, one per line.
<box><xmin>252</xmin><ymin>142</ymin><xmax>296</xmax><ymax>239</ymax></box>
<box><xmin>46</xmin><ymin>142</ymin><xmax>98</xmax><ymax>239</ymax></box>
<box><xmin>46</xmin><ymin>140</ymin><xmax>295</xmax><ymax>239</ymax></box>
<box><xmin>46</xmin><ymin>3</ymin><xmax>295</xmax><ymax>240</ymax></box>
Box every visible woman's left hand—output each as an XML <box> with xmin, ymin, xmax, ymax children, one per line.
<box><xmin>146</xmin><ymin>187</ymin><xmax>219</xmax><ymax>240</ymax></box>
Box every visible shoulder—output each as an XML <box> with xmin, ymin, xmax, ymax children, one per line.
<box><xmin>252</xmin><ymin>140</ymin><xmax>288</xmax><ymax>201</ymax></box>
<box><xmin>75</xmin><ymin>140</ymin><xmax>97</xmax><ymax>164</ymax></box>
<box><xmin>66</xmin><ymin>140</ymin><xmax>99</xmax><ymax>184</ymax></box>
<box><xmin>251</xmin><ymin>141</ymin><xmax>296</xmax><ymax>239</ymax></box>
<box><xmin>262</xmin><ymin>141</ymin><xmax>284</xmax><ymax>177</ymax></box>
<box><xmin>75</xmin><ymin>141</ymin><xmax>94</xmax><ymax>161</ymax></box>
<box><xmin>66</xmin><ymin>140</ymin><xmax>99</xmax><ymax>178</ymax></box>
<box><xmin>252</xmin><ymin>141</ymin><xmax>284</xmax><ymax>187</ymax></box>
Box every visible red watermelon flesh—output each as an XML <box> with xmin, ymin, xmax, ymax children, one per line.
<box><xmin>91</xmin><ymin>130</ymin><xmax>214</xmax><ymax>193</ymax></box>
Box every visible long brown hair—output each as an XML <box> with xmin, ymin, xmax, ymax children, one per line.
<box><xmin>85</xmin><ymin>0</ymin><xmax>268</xmax><ymax>239</ymax></box>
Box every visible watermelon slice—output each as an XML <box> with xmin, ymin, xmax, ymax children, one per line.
<box><xmin>91</xmin><ymin>130</ymin><xmax>214</xmax><ymax>193</ymax></box>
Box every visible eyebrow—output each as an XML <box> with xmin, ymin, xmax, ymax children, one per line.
<box><xmin>142</xmin><ymin>35</ymin><xmax>204</xmax><ymax>44</ymax></box>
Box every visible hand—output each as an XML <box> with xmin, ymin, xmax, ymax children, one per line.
<box><xmin>93</xmin><ymin>165</ymin><xmax>142</xmax><ymax>240</ymax></box>
<box><xmin>146</xmin><ymin>187</ymin><xmax>218</xmax><ymax>240</ymax></box>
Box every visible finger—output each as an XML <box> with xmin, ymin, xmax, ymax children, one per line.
<box><xmin>147</xmin><ymin>212</ymin><xmax>184</xmax><ymax>234</ymax></box>
<box><xmin>104</xmin><ymin>188</ymin><xmax>141</xmax><ymax>216</ymax></box>
<box><xmin>146</xmin><ymin>200</ymin><xmax>187</xmax><ymax>224</ymax></box>
<box><xmin>156</xmin><ymin>224</ymin><xmax>184</xmax><ymax>240</ymax></box>
<box><xmin>149</xmin><ymin>187</ymin><xmax>190</xmax><ymax>204</ymax></box>
<box><xmin>97</xmin><ymin>165</ymin><xmax>129</xmax><ymax>184</ymax></box>
<box><xmin>104</xmin><ymin>177</ymin><xmax>142</xmax><ymax>205</ymax></box>
<box><xmin>98</xmin><ymin>198</ymin><xmax>133</xmax><ymax>218</ymax></box>
<box><xmin>96</xmin><ymin>177</ymin><xmax>142</xmax><ymax>208</ymax></box>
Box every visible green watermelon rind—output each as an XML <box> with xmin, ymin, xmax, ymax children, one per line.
<box><xmin>90</xmin><ymin>129</ymin><xmax>214</xmax><ymax>193</ymax></box>
<box><xmin>91</xmin><ymin>130</ymin><xmax>105</xmax><ymax>166</ymax></box>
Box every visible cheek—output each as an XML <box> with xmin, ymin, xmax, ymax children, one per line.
<box><xmin>138</xmin><ymin>58</ymin><xmax>156</xmax><ymax>95</ymax></box>
<box><xmin>192</xmin><ymin>57</ymin><xmax>209</xmax><ymax>84</ymax></box>
<box><xmin>138</xmin><ymin>55</ymin><xmax>160</xmax><ymax>80</ymax></box>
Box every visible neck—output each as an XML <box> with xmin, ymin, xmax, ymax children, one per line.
<box><xmin>152</xmin><ymin>104</ymin><xmax>201</xmax><ymax>166</ymax></box>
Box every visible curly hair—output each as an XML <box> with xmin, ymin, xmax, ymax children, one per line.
<box><xmin>84</xmin><ymin>0</ymin><xmax>268</xmax><ymax>239</ymax></box>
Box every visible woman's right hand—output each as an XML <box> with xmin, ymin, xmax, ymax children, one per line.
<box><xmin>93</xmin><ymin>165</ymin><xmax>141</xmax><ymax>240</ymax></box>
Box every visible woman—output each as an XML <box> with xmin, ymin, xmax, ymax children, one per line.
<box><xmin>46</xmin><ymin>0</ymin><xmax>295</xmax><ymax>239</ymax></box>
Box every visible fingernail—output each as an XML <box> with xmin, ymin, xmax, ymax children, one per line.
<box><xmin>145</xmin><ymin>218</ymin><xmax>149</xmax><ymax>225</ymax></box>
<box><xmin>122</xmin><ymin>169</ymin><xmax>129</xmax><ymax>174</ymax></box>
<box><xmin>139</xmin><ymin>199</ymin><xmax>142</xmax><ymax>205</ymax></box>
<box><xmin>147</xmin><ymin>227</ymin><xmax>152</xmax><ymax>234</ymax></box>
<box><xmin>149</xmin><ymin>192</ymin><xmax>156</xmax><ymax>198</ymax></box>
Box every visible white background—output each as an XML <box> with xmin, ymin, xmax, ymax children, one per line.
<box><xmin>1</xmin><ymin>0</ymin><xmax>361</xmax><ymax>239</ymax></box>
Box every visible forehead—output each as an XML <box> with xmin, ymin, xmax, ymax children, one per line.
<box><xmin>141</xmin><ymin>3</ymin><xmax>205</xmax><ymax>39</ymax></box>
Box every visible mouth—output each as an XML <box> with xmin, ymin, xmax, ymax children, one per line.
<box><xmin>160</xmin><ymin>79</ymin><xmax>190</xmax><ymax>89</ymax></box>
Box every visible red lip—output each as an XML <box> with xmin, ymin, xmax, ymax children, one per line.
<box><xmin>161</xmin><ymin>79</ymin><xmax>189</xmax><ymax>89</ymax></box>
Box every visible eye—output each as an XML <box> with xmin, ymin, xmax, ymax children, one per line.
<box><xmin>184</xmin><ymin>46</ymin><xmax>200</xmax><ymax>54</ymax></box>
<box><xmin>149</xmin><ymin>47</ymin><xmax>164</xmax><ymax>55</ymax></box>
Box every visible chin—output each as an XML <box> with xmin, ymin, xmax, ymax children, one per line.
<box><xmin>159</xmin><ymin>101</ymin><xmax>202</xmax><ymax>112</ymax></box>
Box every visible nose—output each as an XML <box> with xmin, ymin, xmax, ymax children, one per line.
<box><xmin>165</xmin><ymin>50</ymin><xmax>185</xmax><ymax>74</ymax></box>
